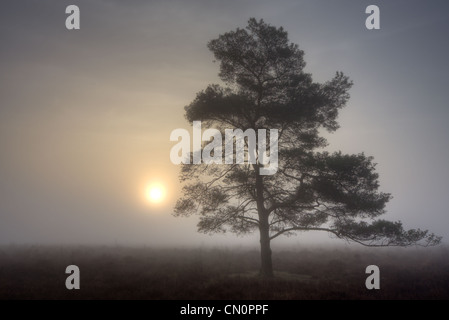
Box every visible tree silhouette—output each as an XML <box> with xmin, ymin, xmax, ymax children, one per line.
<box><xmin>174</xmin><ymin>18</ymin><xmax>441</xmax><ymax>277</ymax></box>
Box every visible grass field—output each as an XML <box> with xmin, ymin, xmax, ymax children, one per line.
<box><xmin>1</xmin><ymin>245</ymin><xmax>448</xmax><ymax>299</ymax></box>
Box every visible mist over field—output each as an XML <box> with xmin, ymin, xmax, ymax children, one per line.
<box><xmin>1</xmin><ymin>244</ymin><xmax>448</xmax><ymax>299</ymax></box>
<box><xmin>1</xmin><ymin>0</ymin><xmax>449</xmax><ymax>300</ymax></box>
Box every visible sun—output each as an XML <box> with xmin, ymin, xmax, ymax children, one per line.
<box><xmin>145</xmin><ymin>184</ymin><xmax>165</xmax><ymax>204</ymax></box>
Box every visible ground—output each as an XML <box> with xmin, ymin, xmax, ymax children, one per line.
<box><xmin>0</xmin><ymin>245</ymin><xmax>448</xmax><ymax>299</ymax></box>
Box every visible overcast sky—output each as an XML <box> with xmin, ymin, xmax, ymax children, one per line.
<box><xmin>1</xmin><ymin>0</ymin><xmax>448</xmax><ymax>247</ymax></box>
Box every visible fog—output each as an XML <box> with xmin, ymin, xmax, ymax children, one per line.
<box><xmin>1</xmin><ymin>0</ymin><xmax>448</xmax><ymax>247</ymax></box>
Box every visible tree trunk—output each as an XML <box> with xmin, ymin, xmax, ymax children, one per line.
<box><xmin>259</xmin><ymin>220</ymin><xmax>274</xmax><ymax>277</ymax></box>
<box><xmin>255</xmin><ymin>166</ymin><xmax>274</xmax><ymax>277</ymax></box>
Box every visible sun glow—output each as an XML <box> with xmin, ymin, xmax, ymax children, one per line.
<box><xmin>145</xmin><ymin>184</ymin><xmax>166</xmax><ymax>204</ymax></box>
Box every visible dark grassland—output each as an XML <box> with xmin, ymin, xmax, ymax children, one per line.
<box><xmin>0</xmin><ymin>245</ymin><xmax>448</xmax><ymax>299</ymax></box>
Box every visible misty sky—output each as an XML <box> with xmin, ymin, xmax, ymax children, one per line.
<box><xmin>1</xmin><ymin>0</ymin><xmax>448</xmax><ymax>247</ymax></box>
